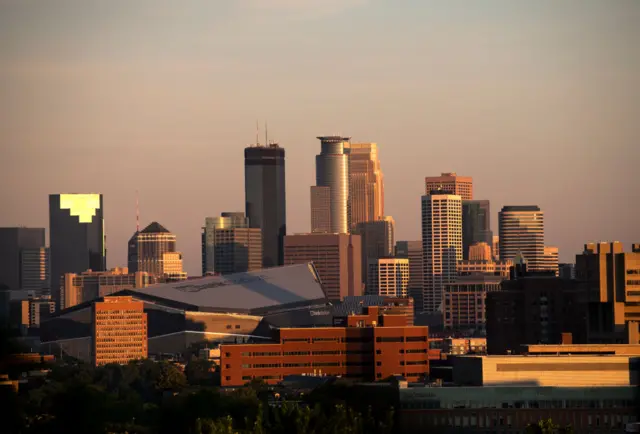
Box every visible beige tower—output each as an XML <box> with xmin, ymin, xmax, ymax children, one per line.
<box><xmin>344</xmin><ymin>143</ymin><xmax>385</xmax><ymax>231</ymax></box>
<box><xmin>425</xmin><ymin>173</ymin><xmax>473</xmax><ymax>200</ymax></box>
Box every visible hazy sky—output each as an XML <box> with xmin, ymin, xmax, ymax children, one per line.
<box><xmin>1</xmin><ymin>0</ymin><xmax>638</xmax><ymax>276</ymax></box>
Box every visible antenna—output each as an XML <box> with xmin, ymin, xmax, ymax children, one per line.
<box><xmin>136</xmin><ymin>190</ymin><xmax>140</xmax><ymax>232</ymax></box>
<box><xmin>255</xmin><ymin>120</ymin><xmax>259</xmax><ymax>146</ymax></box>
<box><xmin>265</xmin><ymin>121</ymin><xmax>268</xmax><ymax>145</ymax></box>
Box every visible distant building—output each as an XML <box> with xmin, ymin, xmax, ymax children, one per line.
<box><xmin>244</xmin><ymin>143</ymin><xmax>286</xmax><ymax>267</ymax></box>
<box><xmin>457</xmin><ymin>259</ymin><xmax>512</xmax><ymax>278</ymax></box>
<box><xmin>424</xmin><ymin>172</ymin><xmax>473</xmax><ymax>200</ymax></box>
<box><xmin>201</xmin><ymin>213</ymin><xmax>250</xmax><ymax>275</ymax></box>
<box><xmin>93</xmin><ymin>296</ymin><xmax>147</xmax><ymax>366</ymax></box>
<box><xmin>498</xmin><ymin>205</ymin><xmax>545</xmax><ymax>271</ymax></box>
<box><xmin>354</xmin><ymin>217</ymin><xmax>395</xmax><ymax>290</ymax></box>
<box><xmin>332</xmin><ymin>295</ymin><xmax>414</xmax><ymax>326</ymax></box>
<box><xmin>214</xmin><ymin>227</ymin><xmax>263</xmax><ymax>275</ymax></box>
<box><xmin>367</xmin><ymin>258</ymin><xmax>409</xmax><ymax>297</ymax></box>
<box><xmin>0</xmin><ymin>228</ymin><xmax>48</xmax><ymax>293</ymax></box>
<box><xmin>558</xmin><ymin>263</ymin><xmax>576</xmax><ymax>280</ymax></box>
<box><xmin>492</xmin><ymin>235</ymin><xmax>500</xmax><ymax>261</ymax></box>
<box><xmin>49</xmin><ymin>194</ymin><xmax>106</xmax><ymax>309</ymax></box>
<box><xmin>313</xmin><ymin>136</ymin><xmax>350</xmax><ymax>234</ymax></box>
<box><xmin>284</xmin><ymin>233</ymin><xmax>362</xmax><ymax>301</ymax></box>
<box><xmin>541</xmin><ymin>246</ymin><xmax>559</xmax><ymax>276</ymax></box>
<box><xmin>132</xmin><ymin>222</ymin><xmax>186</xmax><ymax>280</ymax></box>
<box><xmin>310</xmin><ymin>186</ymin><xmax>331</xmax><ymax>233</ymax></box>
<box><xmin>422</xmin><ymin>192</ymin><xmax>463</xmax><ymax>313</ymax></box>
<box><xmin>468</xmin><ymin>242</ymin><xmax>492</xmax><ymax>261</ymax></box>
<box><xmin>395</xmin><ymin>241</ymin><xmax>423</xmax><ymax>311</ymax></box>
<box><xmin>344</xmin><ymin>142</ymin><xmax>385</xmax><ymax>230</ymax></box>
<box><xmin>462</xmin><ymin>200</ymin><xmax>492</xmax><ymax>259</ymax></box>
<box><xmin>9</xmin><ymin>295</ymin><xmax>55</xmax><ymax>330</ymax></box>
<box><xmin>443</xmin><ymin>275</ymin><xmax>502</xmax><ymax>333</ymax></box>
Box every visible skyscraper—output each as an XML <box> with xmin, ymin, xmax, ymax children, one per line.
<box><xmin>0</xmin><ymin>228</ymin><xmax>47</xmax><ymax>291</ymax></box>
<box><xmin>49</xmin><ymin>194</ymin><xmax>106</xmax><ymax>308</ymax></box>
<box><xmin>498</xmin><ymin>206</ymin><xmax>545</xmax><ymax>271</ymax></box>
<box><xmin>367</xmin><ymin>258</ymin><xmax>409</xmax><ymax>297</ymax></box>
<box><xmin>244</xmin><ymin>143</ymin><xmax>286</xmax><ymax>268</ymax></box>
<box><xmin>313</xmin><ymin>136</ymin><xmax>350</xmax><ymax>234</ymax></box>
<box><xmin>354</xmin><ymin>217</ymin><xmax>395</xmax><ymax>290</ymax></box>
<box><xmin>422</xmin><ymin>192</ymin><xmax>463</xmax><ymax>313</ymax></box>
<box><xmin>462</xmin><ymin>200</ymin><xmax>493</xmax><ymax>259</ymax></box>
<box><xmin>202</xmin><ymin>212</ymin><xmax>250</xmax><ymax>275</ymax></box>
<box><xmin>133</xmin><ymin>222</ymin><xmax>185</xmax><ymax>280</ymax></box>
<box><xmin>214</xmin><ymin>227</ymin><xmax>263</xmax><ymax>275</ymax></box>
<box><xmin>310</xmin><ymin>186</ymin><xmax>331</xmax><ymax>233</ymax></box>
<box><xmin>542</xmin><ymin>246</ymin><xmax>559</xmax><ymax>276</ymax></box>
<box><xmin>395</xmin><ymin>240</ymin><xmax>423</xmax><ymax>312</ymax></box>
<box><xmin>425</xmin><ymin>173</ymin><xmax>473</xmax><ymax>200</ymax></box>
<box><xmin>344</xmin><ymin>142</ymin><xmax>384</xmax><ymax>230</ymax></box>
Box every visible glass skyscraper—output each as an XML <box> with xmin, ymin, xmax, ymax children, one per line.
<box><xmin>201</xmin><ymin>212</ymin><xmax>250</xmax><ymax>275</ymax></box>
<box><xmin>462</xmin><ymin>200</ymin><xmax>493</xmax><ymax>260</ymax></box>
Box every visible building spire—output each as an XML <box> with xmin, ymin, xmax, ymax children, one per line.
<box><xmin>256</xmin><ymin>119</ymin><xmax>259</xmax><ymax>146</ymax></box>
<box><xmin>265</xmin><ymin>121</ymin><xmax>268</xmax><ymax>145</ymax></box>
<box><xmin>136</xmin><ymin>190</ymin><xmax>140</xmax><ymax>232</ymax></box>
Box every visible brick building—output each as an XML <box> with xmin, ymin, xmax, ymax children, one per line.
<box><xmin>220</xmin><ymin>306</ymin><xmax>429</xmax><ymax>386</ymax></box>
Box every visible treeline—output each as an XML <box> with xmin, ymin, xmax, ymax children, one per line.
<box><xmin>2</xmin><ymin>359</ymin><xmax>397</xmax><ymax>434</ymax></box>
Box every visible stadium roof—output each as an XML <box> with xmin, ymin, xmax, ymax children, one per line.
<box><xmin>129</xmin><ymin>263</ymin><xmax>327</xmax><ymax>313</ymax></box>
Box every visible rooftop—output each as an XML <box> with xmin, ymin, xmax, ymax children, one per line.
<box><xmin>140</xmin><ymin>222</ymin><xmax>171</xmax><ymax>234</ymax></box>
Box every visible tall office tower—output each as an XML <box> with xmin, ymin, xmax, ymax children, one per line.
<box><xmin>313</xmin><ymin>136</ymin><xmax>350</xmax><ymax>234</ymax></box>
<box><xmin>202</xmin><ymin>212</ymin><xmax>250</xmax><ymax>275</ymax></box>
<box><xmin>343</xmin><ymin>142</ymin><xmax>384</xmax><ymax>230</ymax></box>
<box><xmin>498</xmin><ymin>206</ymin><xmax>545</xmax><ymax>271</ymax></box>
<box><xmin>127</xmin><ymin>232</ymin><xmax>139</xmax><ymax>273</ymax></box>
<box><xmin>468</xmin><ymin>242</ymin><xmax>492</xmax><ymax>261</ymax></box>
<box><xmin>133</xmin><ymin>222</ymin><xmax>185</xmax><ymax>279</ymax></box>
<box><xmin>395</xmin><ymin>240</ymin><xmax>424</xmax><ymax>311</ymax></box>
<box><xmin>214</xmin><ymin>227</ymin><xmax>263</xmax><ymax>275</ymax></box>
<box><xmin>492</xmin><ymin>236</ymin><xmax>500</xmax><ymax>261</ymax></box>
<box><xmin>92</xmin><ymin>296</ymin><xmax>147</xmax><ymax>366</ymax></box>
<box><xmin>354</xmin><ymin>217</ymin><xmax>395</xmax><ymax>290</ymax></box>
<box><xmin>244</xmin><ymin>143</ymin><xmax>286</xmax><ymax>268</ymax></box>
<box><xmin>576</xmin><ymin>242</ymin><xmax>640</xmax><ymax>344</ymax></box>
<box><xmin>310</xmin><ymin>186</ymin><xmax>331</xmax><ymax>233</ymax></box>
<box><xmin>0</xmin><ymin>228</ymin><xmax>47</xmax><ymax>291</ymax></box>
<box><xmin>421</xmin><ymin>193</ymin><xmax>463</xmax><ymax>313</ymax></box>
<box><xmin>367</xmin><ymin>258</ymin><xmax>409</xmax><ymax>297</ymax></box>
<box><xmin>49</xmin><ymin>194</ymin><xmax>106</xmax><ymax>308</ymax></box>
<box><xmin>462</xmin><ymin>200</ymin><xmax>492</xmax><ymax>260</ymax></box>
<box><xmin>20</xmin><ymin>248</ymin><xmax>49</xmax><ymax>292</ymax></box>
<box><xmin>541</xmin><ymin>246</ymin><xmax>559</xmax><ymax>276</ymax></box>
<box><xmin>425</xmin><ymin>172</ymin><xmax>473</xmax><ymax>200</ymax></box>
<box><xmin>284</xmin><ymin>233</ymin><xmax>362</xmax><ymax>301</ymax></box>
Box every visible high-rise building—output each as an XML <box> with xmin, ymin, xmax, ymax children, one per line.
<box><xmin>310</xmin><ymin>186</ymin><xmax>331</xmax><ymax>233</ymax></box>
<box><xmin>443</xmin><ymin>275</ymin><xmax>503</xmax><ymax>333</ymax></box>
<box><xmin>284</xmin><ymin>233</ymin><xmax>362</xmax><ymax>301</ymax></box>
<box><xmin>457</xmin><ymin>258</ymin><xmax>512</xmax><ymax>278</ymax></box>
<box><xmin>541</xmin><ymin>246</ymin><xmax>559</xmax><ymax>276</ymax></box>
<box><xmin>92</xmin><ymin>296</ymin><xmax>147</xmax><ymax>366</ymax></box>
<box><xmin>492</xmin><ymin>235</ymin><xmax>500</xmax><ymax>261</ymax></box>
<box><xmin>468</xmin><ymin>242</ymin><xmax>492</xmax><ymax>261</ymax></box>
<box><xmin>462</xmin><ymin>200</ymin><xmax>492</xmax><ymax>259</ymax></box>
<box><xmin>498</xmin><ymin>206</ymin><xmax>545</xmax><ymax>271</ymax></box>
<box><xmin>132</xmin><ymin>222</ymin><xmax>185</xmax><ymax>279</ymax></box>
<box><xmin>313</xmin><ymin>136</ymin><xmax>350</xmax><ymax>234</ymax></box>
<box><xmin>244</xmin><ymin>143</ymin><xmax>286</xmax><ymax>268</ymax></box>
<box><xmin>343</xmin><ymin>142</ymin><xmax>384</xmax><ymax>230</ymax></box>
<box><xmin>425</xmin><ymin>173</ymin><xmax>473</xmax><ymax>200</ymax></box>
<box><xmin>202</xmin><ymin>213</ymin><xmax>250</xmax><ymax>275</ymax></box>
<box><xmin>395</xmin><ymin>240</ymin><xmax>423</xmax><ymax>312</ymax></box>
<box><xmin>558</xmin><ymin>263</ymin><xmax>576</xmax><ymax>280</ymax></box>
<box><xmin>214</xmin><ymin>227</ymin><xmax>263</xmax><ymax>275</ymax></box>
<box><xmin>49</xmin><ymin>194</ymin><xmax>106</xmax><ymax>308</ymax></box>
<box><xmin>421</xmin><ymin>193</ymin><xmax>463</xmax><ymax>313</ymax></box>
<box><xmin>367</xmin><ymin>258</ymin><xmax>409</xmax><ymax>297</ymax></box>
<box><xmin>354</xmin><ymin>217</ymin><xmax>395</xmax><ymax>290</ymax></box>
<box><xmin>0</xmin><ymin>228</ymin><xmax>47</xmax><ymax>292</ymax></box>
<box><xmin>9</xmin><ymin>295</ymin><xmax>55</xmax><ymax>329</ymax></box>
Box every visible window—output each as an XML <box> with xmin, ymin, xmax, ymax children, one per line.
<box><xmin>406</xmin><ymin>336</ymin><xmax>427</xmax><ymax>342</ymax></box>
<box><xmin>376</xmin><ymin>337</ymin><xmax>403</xmax><ymax>343</ymax></box>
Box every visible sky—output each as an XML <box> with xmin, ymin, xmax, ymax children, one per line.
<box><xmin>0</xmin><ymin>0</ymin><xmax>638</xmax><ymax>276</ymax></box>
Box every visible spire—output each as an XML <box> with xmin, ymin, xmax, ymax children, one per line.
<box><xmin>256</xmin><ymin>119</ymin><xmax>259</xmax><ymax>146</ymax></box>
<box><xmin>265</xmin><ymin>121</ymin><xmax>268</xmax><ymax>145</ymax></box>
<box><xmin>135</xmin><ymin>190</ymin><xmax>140</xmax><ymax>232</ymax></box>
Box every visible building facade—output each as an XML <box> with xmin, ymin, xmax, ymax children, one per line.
<box><xmin>92</xmin><ymin>296</ymin><xmax>147</xmax><ymax>366</ymax></box>
<box><xmin>498</xmin><ymin>205</ymin><xmax>545</xmax><ymax>271</ymax></box>
<box><xmin>468</xmin><ymin>242</ymin><xmax>492</xmax><ymax>261</ymax></box>
<box><xmin>310</xmin><ymin>186</ymin><xmax>331</xmax><ymax>233</ymax></box>
<box><xmin>443</xmin><ymin>275</ymin><xmax>503</xmax><ymax>333</ymax></box>
<box><xmin>49</xmin><ymin>194</ymin><xmax>106</xmax><ymax>309</ymax></box>
<box><xmin>343</xmin><ymin>142</ymin><xmax>384</xmax><ymax>230</ymax></box>
<box><xmin>462</xmin><ymin>200</ymin><xmax>492</xmax><ymax>260</ymax></box>
<box><xmin>541</xmin><ymin>246</ymin><xmax>559</xmax><ymax>276</ymax></box>
<box><xmin>422</xmin><ymin>193</ymin><xmax>463</xmax><ymax>313</ymax></box>
<box><xmin>0</xmin><ymin>228</ymin><xmax>47</xmax><ymax>292</ymax></box>
<box><xmin>244</xmin><ymin>144</ymin><xmax>286</xmax><ymax>268</ymax></box>
<box><xmin>214</xmin><ymin>227</ymin><xmax>263</xmax><ymax>275</ymax></box>
<box><xmin>395</xmin><ymin>241</ymin><xmax>423</xmax><ymax>312</ymax></box>
<box><xmin>492</xmin><ymin>235</ymin><xmax>500</xmax><ymax>261</ymax></box>
<box><xmin>354</xmin><ymin>217</ymin><xmax>395</xmax><ymax>290</ymax></box>
<box><xmin>456</xmin><ymin>259</ymin><xmax>512</xmax><ymax>278</ymax></box>
<box><xmin>202</xmin><ymin>213</ymin><xmax>250</xmax><ymax>275</ymax></box>
<box><xmin>425</xmin><ymin>173</ymin><xmax>473</xmax><ymax>200</ymax></box>
<box><xmin>367</xmin><ymin>258</ymin><xmax>409</xmax><ymax>297</ymax></box>
<box><xmin>314</xmin><ymin>136</ymin><xmax>350</xmax><ymax>234</ymax></box>
<box><xmin>284</xmin><ymin>233</ymin><xmax>362</xmax><ymax>301</ymax></box>
<box><xmin>134</xmin><ymin>222</ymin><xmax>178</xmax><ymax>276</ymax></box>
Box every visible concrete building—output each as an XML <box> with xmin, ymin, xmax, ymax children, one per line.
<box><xmin>462</xmin><ymin>200</ymin><xmax>492</xmax><ymax>260</ymax></box>
<box><xmin>468</xmin><ymin>242</ymin><xmax>492</xmax><ymax>261</ymax></box>
<box><xmin>93</xmin><ymin>296</ymin><xmax>147</xmax><ymax>366</ymax></box>
<box><xmin>313</xmin><ymin>136</ymin><xmax>350</xmax><ymax>234</ymax></box>
<box><xmin>244</xmin><ymin>143</ymin><xmax>286</xmax><ymax>268</ymax></box>
<box><xmin>49</xmin><ymin>194</ymin><xmax>106</xmax><ymax>309</ymax></box>
<box><xmin>522</xmin><ymin>343</ymin><xmax>640</xmax><ymax>356</ymax></box>
<box><xmin>576</xmin><ymin>241</ymin><xmax>640</xmax><ymax>344</ymax></box>
<box><xmin>443</xmin><ymin>275</ymin><xmax>503</xmax><ymax>333</ymax></box>
<box><xmin>395</xmin><ymin>240</ymin><xmax>423</xmax><ymax>312</ymax></box>
<box><xmin>220</xmin><ymin>306</ymin><xmax>429</xmax><ymax>387</ymax></box>
<box><xmin>541</xmin><ymin>246</ymin><xmax>559</xmax><ymax>276</ymax></box>
<box><xmin>367</xmin><ymin>258</ymin><xmax>409</xmax><ymax>297</ymax></box>
<box><xmin>213</xmin><ymin>227</ymin><xmax>263</xmax><ymax>275</ymax></box>
<box><xmin>60</xmin><ymin>267</ymin><xmax>156</xmax><ymax>309</ymax></box>
<box><xmin>201</xmin><ymin>212</ymin><xmax>249</xmax><ymax>275</ymax></box>
<box><xmin>456</xmin><ymin>259</ymin><xmax>512</xmax><ymax>278</ymax></box>
<box><xmin>559</xmin><ymin>263</ymin><xmax>576</xmax><ymax>280</ymax></box>
<box><xmin>0</xmin><ymin>228</ymin><xmax>48</xmax><ymax>293</ymax></box>
<box><xmin>9</xmin><ymin>295</ymin><xmax>55</xmax><ymax>330</ymax></box>
<box><xmin>343</xmin><ymin>142</ymin><xmax>385</xmax><ymax>230</ymax></box>
<box><xmin>284</xmin><ymin>233</ymin><xmax>362</xmax><ymax>301</ymax></box>
<box><xmin>492</xmin><ymin>235</ymin><xmax>500</xmax><ymax>261</ymax></box>
<box><xmin>133</xmin><ymin>222</ymin><xmax>185</xmax><ymax>279</ymax></box>
<box><xmin>422</xmin><ymin>192</ymin><xmax>463</xmax><ymax>313</ymax></box>
<box><xmin>425</xmin><ymin>172</ymin><xmax>473</xmax><ymax>200</ymax></box>
<box><xmin>310</xmin><ymin>186</ymin><xmax>332</xmax><ymax>233</ymax></box>
<box><xmin>498</xmin><ymin>205</ymin><xmax>545</xmax><ymax>271</ymax></box>
<box><xmin>332</xmin><ymin>295</ymin><xmax>415</xmax><ymax>326</ymax></box>
<box><xmin>354</xmin><ymin>217</ymin><xmax>395</xmax><ymax>290</ymax></box>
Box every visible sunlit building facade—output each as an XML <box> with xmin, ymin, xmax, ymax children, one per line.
<box><xmin>498</xmin><ymin>205</ymin><xmax>545</xmax><ymax>271</ymax></box>
<box><xmin>367</xmin><ymin>258</ymin><xmax>409</xmax><ymax>297</ymax></box>
<box><xmin>202</xmin><ymin>212</ymin><xmax>250</xmax><ymax>275</ymax></box>
<box><xmin>344</xmin><ymin>142</ymin><xmax>385</xmax><ymax>231</ymax></box>
<box><xmin>313</xmin><ymin>136</ymin><xmax>350</xmax><ymax>234</ymax></box>
<box><xmin>425</xmin><ymin>173</ymin><xmax>473</xmax><ymax>200</ymax></box>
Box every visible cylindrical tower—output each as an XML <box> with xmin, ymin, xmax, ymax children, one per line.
<box><xmin>316</xmin><ymin>136</ymin><xmax>350</xmax><ymax>234</ymax></box>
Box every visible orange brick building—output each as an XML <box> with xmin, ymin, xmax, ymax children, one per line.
<box><xmin>92</xmin><ymin>296</ymin><xmax>148</xmax><ymax>366</ymax></box>
<box><xmin>220</xmin><ymin>307</ymin><xmax>429</xmax><ymax>386</ymax></box>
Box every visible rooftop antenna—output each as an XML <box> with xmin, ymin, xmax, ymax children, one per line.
<box><xmin>136</xmin><ymin>190</ymin><xmax>140</xmax><ymax>232</ymax></box>
<box><xmin>265</xmin><ymin>121</ymin><xmax>268</xmax><ymax>145</ymax></box>
<box><xmin>255</xmin><ymin>120</ymin><xmax>259</xmax><ymax>146</ymax></box>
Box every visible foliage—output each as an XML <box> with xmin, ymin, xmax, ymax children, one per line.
<box><xmin>526</xmin><ymin>418</ymin><xmax>574</xmax><ymax>434</ymax></box>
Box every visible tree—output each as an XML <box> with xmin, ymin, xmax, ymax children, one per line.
<box><xmin>526</xmin><ymin>418</ymin><xmax>574</xmax><ymax>434</ymax></box>
<box><xmin>155</xmin><ymin>362</ymin><xmax>187</xmax><ymax>391</ymax></box>
<box><xmin>185</xmin><ymin>357</ymin><xmax>214</xmax><ymax>386</ymax></box>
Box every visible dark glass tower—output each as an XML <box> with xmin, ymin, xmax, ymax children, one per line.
<box><xmin>0</xmin><ymin>227</ymin><xmax>46</xmax><ymax>291</ymax></box>
<box><xmin>49</xmin><ymin>194</ymin><xmax>106</xmax><ymax>308</ymax></box>
<box><xmin>244</xmin><ymin>144</ymin><xmax>286</xmax><ymax>268</ymax></box>
<box><xmin>462</xmin><ymin>200</ymin><xmax>493</xmax><ymax>260</ymax></box>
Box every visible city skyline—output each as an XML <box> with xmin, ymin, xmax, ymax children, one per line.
<box><xmin>1</xmin><ymin>1</ymin><xmax>638</xmax><ymax>276</ymax></box>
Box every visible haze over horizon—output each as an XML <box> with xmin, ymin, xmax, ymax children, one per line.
<box><xmin>1</xmin><ymin>0</ymin><xmax>638</xmax><ymax>276</ymax></box>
